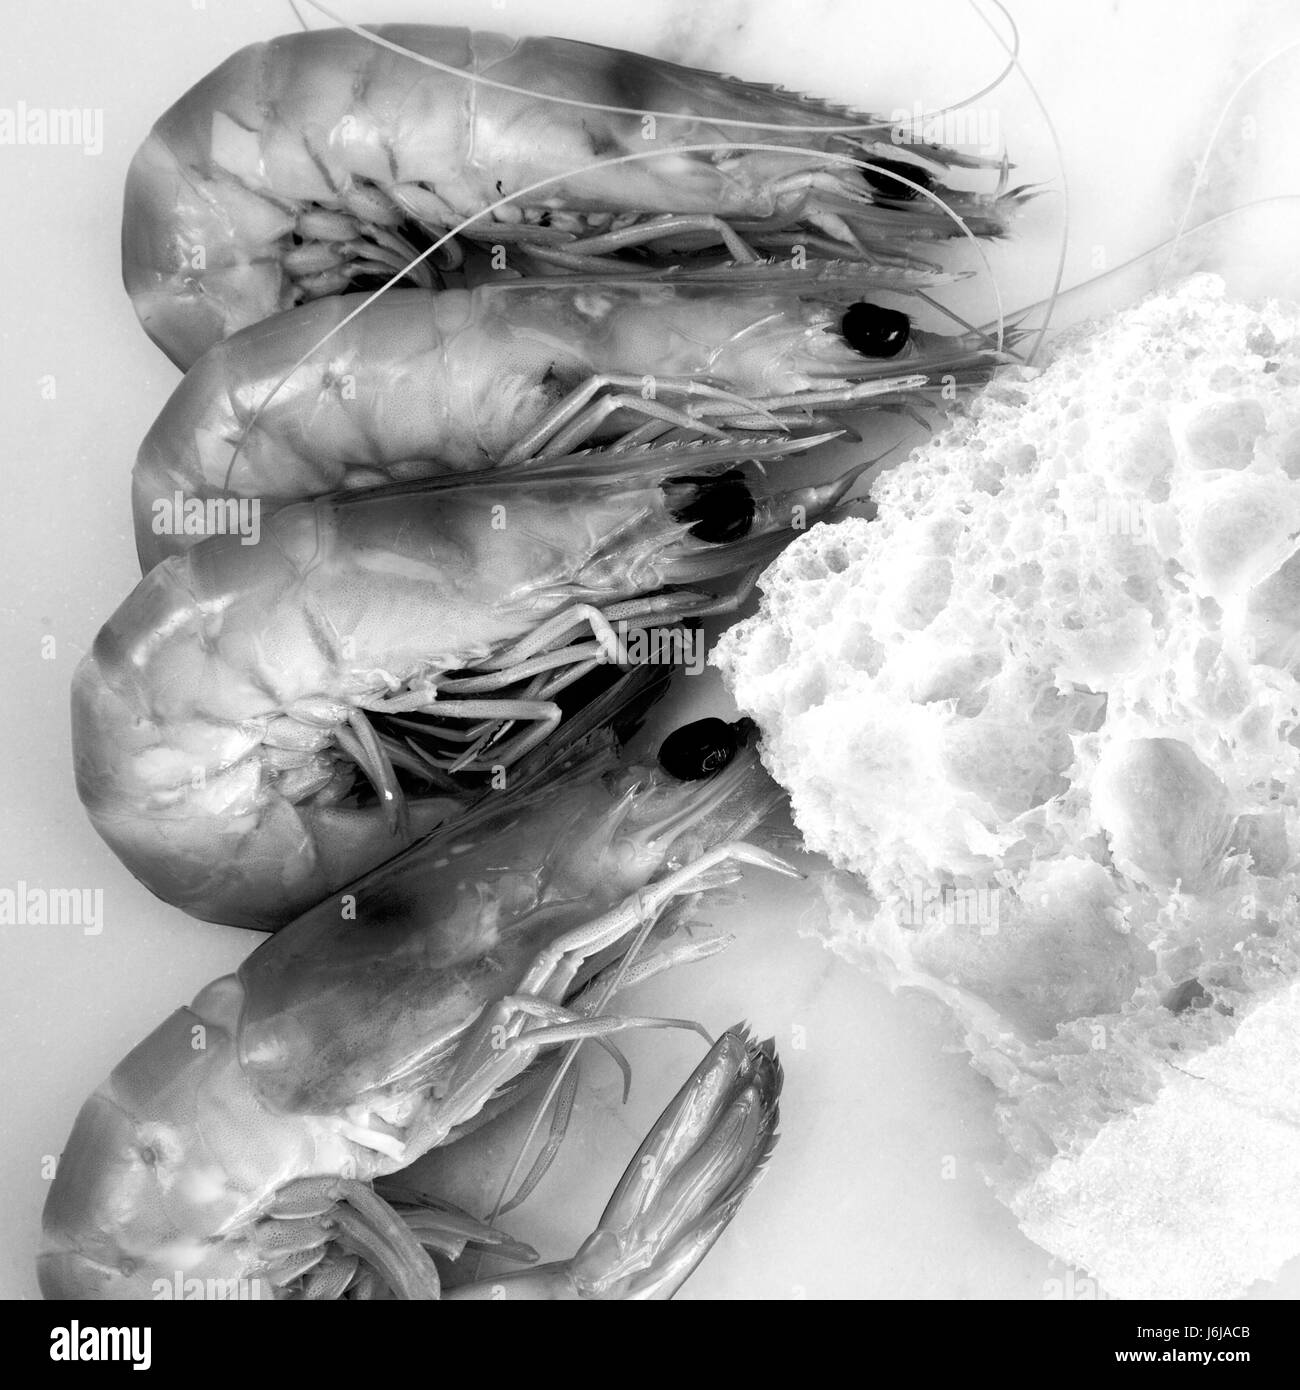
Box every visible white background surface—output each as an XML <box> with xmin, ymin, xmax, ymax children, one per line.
<box><xmin>2</xmin><ymin>0</ymin><xmax>1300</xmax><ymax>1300</ymax></box>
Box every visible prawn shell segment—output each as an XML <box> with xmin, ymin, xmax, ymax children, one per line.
<box><xmin>39</xmin><ymin>976</ymin><xmax>356</xmax><ymax>1299</ymax></box>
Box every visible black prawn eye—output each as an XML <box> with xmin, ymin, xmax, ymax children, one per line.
<box><xmin>862</xmin><ymin>157</ymin><xmax>933</xmax><ymax>201</ymax></box>
<box><xmin>663</xmin><ymin>469</ymin><xmax>755</xmax><ymax>544</ymax></box>
<box><xmin>840</xmin><ymin>302</ymin><xmax>910</xmax><ymax>359</ymax></box>
<box><xmin>658</xmin><ymin>717</ymin><xmax>747</xmax><ymax>781</ymax></box>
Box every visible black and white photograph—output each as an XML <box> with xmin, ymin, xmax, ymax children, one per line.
<box><xmin>2</xmin><ymin>0</ymin><xmax>1299</xmax><ymax>1346</ymax></box>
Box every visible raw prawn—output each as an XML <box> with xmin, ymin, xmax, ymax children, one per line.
<box><xmin>122</xmin><ymin>23</ymin><xmax>1019</xmax><ymax>368</ymax></box>
<box><xmin>41</xmin><ymin>717</ymin><xmax>787</xmax><ymax>1300</ymax></box>
<box><xmin>136</xmin><ymin>266</ymin><xmax>1005</xmax><ymax>568</ymax></box>
<box><xmin>75</xmin><ymin>436</ymin><xmax>861</xmax><ymax>928</ymax></box>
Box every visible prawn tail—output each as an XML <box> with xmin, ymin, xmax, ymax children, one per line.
<box><xmin>447</xmin><ymin>1028</ymin><xmax>782</xmax><ymax>1300</ymax></box>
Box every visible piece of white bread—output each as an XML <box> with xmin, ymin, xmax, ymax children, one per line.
<box><xmin>714</xmin><ymin>275</ymin><xmax>1300</xmax><ymax>1299</ymax></box>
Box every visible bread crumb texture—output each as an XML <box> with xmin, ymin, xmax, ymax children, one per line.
<box><xmin>714</xmin><ymin>275</ymin><xmax>1300</xmax><ymax>1298</ymax></box>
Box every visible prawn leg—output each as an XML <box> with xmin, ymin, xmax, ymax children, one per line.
<box><xmin>434</xmin><ymin>655</ymin><xmax>636</xmax><ymax>771</ymax></box>
<box><xmin>489</xmin><ymin>928</ymin><xmax>736</xmax><ymax>1214</ymax></box>
<box><xmin>522</xmin><ymin>247</ymin><xmax>678</xmax><ymax>275</ymax></box>
<box><xmin>333</xmin><ymin>707</ymin><xmax>407</xmax><ymax>836</ymax></box>
<box><xmin>413</xmin><ymin>841</ymin><xmax>798</xmax><ymax>1145</ymax></box>
<box><xmin>386</xmin><ymin>646</ymin><xmax>649</xmax><ymax>773</ymax></box>
<box><xmin>419</xmin><ymin>570</ymin><xmax>782</xmax><ymax>774</ymax></box>
<box><xmin>516</xmin><ymin>842</ymin><xmax>799</xmax><ymax>1000</ymax></box>
<box><xmin>364</xmin><ymin>695</ymin><xmax>563</xmax><ymax>775</ymax></box>
<box><xmin>503</xmin><ymin>373</ymin><xmax>932</xmax><ymax>468</ymax></box>
<box><xmin>500</xmin><ymin>375</ymin><xmax>781</xmax><ymax>466</ymax></box>
<box><xmin>428</xmin><ymin>700</ymin><xmax>562</xmax><ymax>774</ymax></box>
<box><xmin>554</xmin><ymin>214</ymin><xmax>763</xmax><ymax>264</ymax></box>
<box><xmin>368</xmin><ymin>593</ymin><xmax>710</xmax><ymax>736</ymax></box>
<box><xmin>262</xmin><ymin>1176</ymin><xmax>443</xmax><ymax>1299</ymax></box>
<box><xmin>436</xmin><ymin>642</ymin><xmax>609</xmax><ymax>694</ymax></box>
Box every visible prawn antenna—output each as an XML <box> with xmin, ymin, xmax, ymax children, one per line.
<box><xmin>970</xmin><ymin>0</ymin><xmax>1070</xmax><ymax>366</ymax></box>
<box><xmin>1159</xmin><ymin>37</ymin><xmax>1300</xmax><ymax>288</ymax></box>
<box><xmin>303</xmin><ymin>0</ymin><xmax>1020</xmax><ymax>137</ymax></box>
